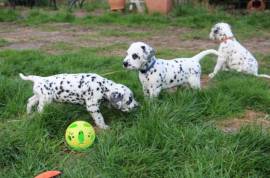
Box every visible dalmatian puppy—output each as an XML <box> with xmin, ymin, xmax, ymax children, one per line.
<box><xmin>19</xmin><ymin>73</ymin><xmax>138</xmax><ymax>129</ymax></box>
<box><xmin>123</xmin><ymin>42</ymin><xmax>219</xmax><ymax>97</ymax></box>
<box><xmin>209</xmin><ymin>22</ymin><xmax>270</xmax><ymax>79</ymax></box>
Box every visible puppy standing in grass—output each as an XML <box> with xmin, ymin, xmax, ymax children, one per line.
<box><xmin>209</xmin><ymin>22</ymin><xmax>270</xmax><ymax>79</ymax></box>
<box><xmin>123</xmin><ymin>42</ymin><xmax>219</xmax><ymax>97</ymax></box>
<box><xmin>19</xmin><ymin>73</ymin><xmax>138</xmax><ymax>129</ymax></box>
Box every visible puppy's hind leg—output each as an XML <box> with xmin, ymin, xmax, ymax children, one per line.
<box><xmin>37</xmin><ymin>97</ymin><xmax>52</xmax><ymax>113</ymax></box>
<box><xmin>27</xmin><ymin>95</ymin><xmax>39</xmax><ymax>114</ymax></box>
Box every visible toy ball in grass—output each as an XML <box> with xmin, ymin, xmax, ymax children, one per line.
<box><xmin>65</xmin><ymin>121</ymin><xmax>95</xmax><ymax>150</ymax></box>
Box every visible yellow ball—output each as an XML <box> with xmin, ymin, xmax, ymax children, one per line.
<box><xmin>65</xmin><ymin>121</ymin><xmax>95</xmax><ymax>151</ymax></box>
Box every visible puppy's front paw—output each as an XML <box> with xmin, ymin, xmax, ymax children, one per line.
<box><xmin>208</xmin><ymin>73</ymin><xmax>215</xmax><ymax>79</ymax></box>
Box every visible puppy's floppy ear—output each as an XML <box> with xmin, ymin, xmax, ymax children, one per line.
<box><xmin>141</xmin><ymin>44</ymin><xmax>155</xmax><ymax>60</ymax></box>
<box><xmin>141</xmin><ymin>45</ymin><xmax>146</xmax><ymax>53</ymax></box>
<box><xmin>110</xmin><ymin>92</ymin><xmax>124</xmax><ymax>107</ymax></box>
<box><xmin>214</xmin><ymin>27</ymin><xmax>220</xmax><ymax>34</ymax></box>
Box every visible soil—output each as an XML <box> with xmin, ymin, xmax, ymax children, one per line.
<box><xmin>1</xmin><ymin>22</ymin><xmax>269</xmax><ymax>55</ymax></box>
<box><xmin>216</xmin><ymin>110</ymin><xmax>270</xmax><ymax>133</ymax></box>
<box><xmin>74</xmin><ymin>10</ymin><xmax>89</xmax><ymax>18</ymax></box>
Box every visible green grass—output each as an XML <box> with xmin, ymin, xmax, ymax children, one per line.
<box><xmin>83</xmin><ymin>0</ymin><xmax>109</xmax><ymax>12</ymax></box>
<box><xmin>99</xmin><ymin>29</ymin><xmax>151</xmax><ymax>38</ymax></box>
<box><xmin>0</xmin><ymin>39</ymin><xmax>10</xmax><ymax>47</ymax></box>
<box><xmin>23</xmin><ymin>9</ymin><xmax>75</xmax><ymax>25</ymax></box>
<box><xmin>1</xmin><ymin>4</ymin><xmax>270</xmax><ymax>39</ymax></box>
<box><xmin>1</xmin><ymin>48</ymin><xmax>270</xmax><ymax>177</ymax></box>
<box><xmin>0</xmin><ymin>9</ymin><xmax>19</xmax><ymax>22</ymax></box>
<box><xmin>1</xmin><ymin>3</ymin><xmax>270</xmax><ymax>178</ymax></box>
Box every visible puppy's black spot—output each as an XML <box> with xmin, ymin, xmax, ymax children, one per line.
<box><xmin>91</xmin><ymin>76</ymin><xmax>96</xmax><ymax>81</ymax></box>
<box><xmin>44</xmin><ymin>85</ymin><xmax>50</xmax><ymax>90</ymax></box>
<box><xmin>179</xmin><ymin>66</ymin><xmax>183</xmax><ymax>72</ymax></box>
<box><xmin>141</xmin><ymin>46</ymin><xmax>146</xmax><ymax>53</ymax></box>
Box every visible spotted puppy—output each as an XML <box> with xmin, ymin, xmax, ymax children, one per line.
<box><xmin>209</xmin><ymin>22</ymin><xmax>270</xmax><ymax>79</ymax></box>
<box><xmin>123</xmin><ymin>42</ymin><xmax>219</xmax><ymax>97</ymax></box>
<box><xmin>19</xmin><ymin>73</ymin><xmax>138</xmax><ymax>129</ymax></box>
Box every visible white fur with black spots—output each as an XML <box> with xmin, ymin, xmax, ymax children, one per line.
<box><xmin>20</xmin><ymin>73</ymin><xmax>138</xmax><ymax>129</ymax></box>
<box><xmin>123</xmin><ymin>42</ymin><xmax>219</xmax><ymax>97</ymax></box>
<box><xmin>209</xmin><ymin>22</ymin><xmax>270</xmax><ymax>79</ymax></box>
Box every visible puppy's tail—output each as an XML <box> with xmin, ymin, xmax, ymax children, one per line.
<box><xmin>192</xmin><ymin>49</ymin><xmax>219</xmax><ymax>63</ymax></box>
<box><xmin>257</xmin><ymin>74</ymin><xmax>270</xmax><ymax>79</ymax></box>
<box><xmin>19</xmin><ymin>73</ymin><xmax>40</xmax><ymax>82</ymax></box>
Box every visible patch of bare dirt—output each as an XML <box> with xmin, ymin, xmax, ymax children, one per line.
<box><xmin>0</xmin><ymin>22</ymin><xmax>269</xmax><ymax>55</ymax></box>
<box><xmin>89</xmin><ymin>8</ymin><xmax>108</xmax><ymax>16</ymax></box>
<box><xmin>0</xmin><ymin>23</ymin><xmax>99</xmax><ymax>52</ymax></box>
<box><xmin>7</xmin><ymin>42</ymin><xmax>44</xmax><ymax>50</ymax></box>
<box><xmin>74</xmin><ymin>10</ymin><xmax>89</xmax><ymax>18</ymax></box>
<box><xmin>217</xmin><ymin>110</ymin><xmax>270</xmax><ymax>133</ymax></box>
<box><xmin>145</xmin><ymin>27</ymin><xmax>215</xmax><ymax>51</ymax></box>
<box><xmin>245</xmin><ymin>37</ymin><xmax>270</xmax><ymax>54</ymax></box>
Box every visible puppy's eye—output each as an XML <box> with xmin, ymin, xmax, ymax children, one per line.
<box><xmin>132</xmin><ymin>54</ymin><xmax>139</xmax><ymax>60</ymax></box>
<box><xmin>214</xmin><ymin>28</ymin><xmax>219</xmax><ymax>34</ymax></box>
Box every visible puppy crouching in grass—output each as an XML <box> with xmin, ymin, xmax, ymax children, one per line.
<box><xmin>209</xmin><ymin>22</ymin><xmax>270</xmax><ymax>79</ymax></box>
<box><xmin>123</xmin><ymin>42</ymin><xmax>219</xmax><ymax>98</ymax></box>
<box><xmin>19</xmin><ymin>73</ymin><xmax>138</xmax><ymax>129</ymax></box>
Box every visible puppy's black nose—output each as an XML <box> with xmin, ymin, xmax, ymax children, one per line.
<box><xmin>123</xmin><ymin>61</ymin><xmax>128</xmax><ymax>67</ymax></box>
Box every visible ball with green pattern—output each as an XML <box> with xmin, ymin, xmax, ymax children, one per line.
<box><xmin>65</xmin><ymin>121</ymin><xmax>95</xmax><ymax>150</ymax></box>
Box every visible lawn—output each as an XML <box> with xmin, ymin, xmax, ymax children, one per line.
<box><xmin>1</xmin><ymin>2</ymin><xmax>270</xmax><ymax>178</ymax></box>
